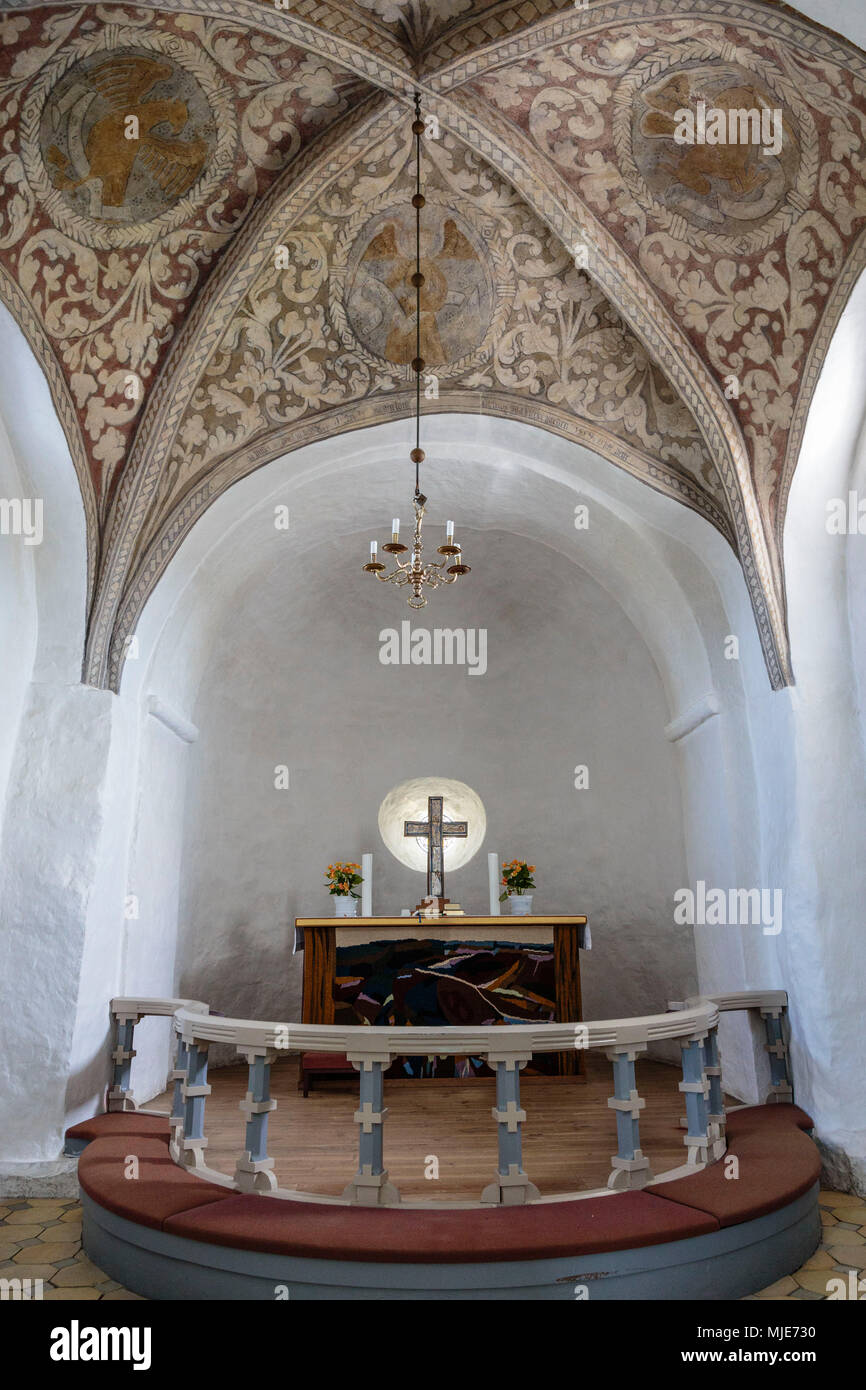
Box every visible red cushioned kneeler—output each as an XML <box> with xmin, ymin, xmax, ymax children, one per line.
<box><xmin>77</xmin><ymin>1134</ymin><xmax>232</xmax><ymax>1230</ymax></box>
<box><xmin>67</xmin><ymin>1112</ymin><xmax>171</xmax><ymax>1145</ymax></box>
<box><xmin>649</xmin><ymin>1121</ymin><xmax>821</xmax><ymax>1228</ymax></box>
<box><xmin>164</xmin><ymin>1189</ymin><xmax>718</xmax><ymax>1264</ymax></box>
<box><xmin>723</xmin><ymin>1103</ymin><xmax>813</xmax><ymax>1139</ymax></box>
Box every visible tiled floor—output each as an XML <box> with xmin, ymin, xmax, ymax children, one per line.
<box><xmin>0</xmin><ymin>1189</ymin><xmax>862</xmax><ymax>1299</ymax></box>
<box><xmin>0</xmin><ymin>1199</ymin><xmax>142</xmax><ymax>1300</ymax></box>
<box><xmin>743</xmin><ymin>1188</ymin><xmax>866</xmax><ymax>1300</ymax></box>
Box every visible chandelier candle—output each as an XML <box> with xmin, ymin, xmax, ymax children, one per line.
<box><xmin>363</xmin><ymin>93</ymin><xmax>471</xmax><ymax>609</ymax></box>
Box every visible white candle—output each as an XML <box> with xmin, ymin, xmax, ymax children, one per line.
<box><xmin>392</xmin><ymin>518</ymin><xmax>400</xmax><ymax>540</ymax></box>
<box><xmin>370</xmin><ymin>540</ymin><xmax>377</xmax><ymax>559</ymax></box>
<box><xmin>361</xmin><ymin>853</ymin><xmax>372</xmax><ymax>917</ymax></box>
<box><xmin>446</xmin><ymin>520</ymin><xmax>455</xmax><ymax>541</ymax></box>
<box><xmin>488</xmin><ymin>852</ymin><xmax>501</xmax><ymax>915</ymax></box>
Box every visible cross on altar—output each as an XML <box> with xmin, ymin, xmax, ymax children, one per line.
<box><xmin>404</xmin><ymin>795</ymin><xmax>467</xmax><ymax>902</ymax></box>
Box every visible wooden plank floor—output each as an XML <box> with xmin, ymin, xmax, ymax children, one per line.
<box><xmin>152</xmin><ymin>1054</ymin><xmax>703</xmax><ymax>1202</ymax></box>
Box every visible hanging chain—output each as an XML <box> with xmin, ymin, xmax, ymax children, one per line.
<box><xmin>413</xmin><ymin>92</ymin><xmax>423</xmax><ymax>502</ymax></box>
<box><xmin>363</xmin><ymin>95</ymin><xmax>469</xmax><ymax>601</ymax></box>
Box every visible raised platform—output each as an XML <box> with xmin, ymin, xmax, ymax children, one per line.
<box><xmin>67</xmin><ymin>1099</ymin><xmax>821</xmax><ymax>1300</ymax></box>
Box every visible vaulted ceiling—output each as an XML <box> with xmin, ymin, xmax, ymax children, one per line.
<box><xmin>1</xmin><ymin>0</ymin><xmax>865</xmax><ymax>690</ymax></box>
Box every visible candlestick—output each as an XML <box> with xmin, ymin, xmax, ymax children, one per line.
<box><xmin>392</xmin><ymin>518</ymin><xmax>400</xmax><ymax>541</ymax></box>
<box><xmin>361</xmin><ymin>853</ymin><xmax>372</xmax><ymax>917</ymax></box>
<box><xmin>488</xmin><ymin>852</ymin><xmax>501</xmax><ymax>916</ymax></box>
<box><xmin>446</xmin><ymin>520</ymin><xmax>455</xmax><ymax>541</ymax></box>
<box><xmin>370</xmin><ymin>540</ymin><xmax>377</xmax><ymax>559</ymax></box>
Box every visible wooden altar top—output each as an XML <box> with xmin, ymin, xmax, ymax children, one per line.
<box><xmin>296</xmin><ymin>915</ymin><xmax>588</xmax><ymax>927</ymax></box>
<box><xmin>297</xmin><ymin>915</ymin><xmax>587</xmax><ymax>946</ymax></box>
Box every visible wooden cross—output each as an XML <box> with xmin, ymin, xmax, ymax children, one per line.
<box><xmin>404</xmin><ymin>795</ymin><xmax>468</xmax><ymax>902</ymax></box>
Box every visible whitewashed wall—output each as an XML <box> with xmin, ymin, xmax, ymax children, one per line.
<box><xmin>0</xmin><ymin>307</ymin><xmax>96</xmax><ymax>1189</ymax></box>
<box><xmin>0</xmin><ymin>414</ymin><xmax>36</xmax><ymax>843</ymax></box>
<box><xmin>775</xmin><ymin>267</ymin><xmax>866</xmax><ymax>1192</ymax></box>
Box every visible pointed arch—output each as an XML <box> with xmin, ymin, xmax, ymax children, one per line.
<box><xmin>86</xmin><ymin>85</ymin><xmax>739</xmax><ymax>687</ymax></box>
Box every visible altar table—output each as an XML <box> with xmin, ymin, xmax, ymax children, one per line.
<box><xmin>294</xmin><ymin>916</ymin><xmax>588</xmax><ymax>1077</ymax></box>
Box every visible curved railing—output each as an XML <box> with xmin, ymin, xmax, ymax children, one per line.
<box><xmin>671</xmin><ymin>991</ymin><xmax>793</xmax><ymax>1106</ymax></box>
<box><xmin>105</xmin><ymin>991</ymin><xmax>792</xmax><ymax>1209</ymax></box>
<box><xmin>107</xmin><ymin>997</ymin><xmax>210</xmax><ymax>1115</ymax></box>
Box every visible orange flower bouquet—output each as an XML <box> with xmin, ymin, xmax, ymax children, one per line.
<box><xmin>499</xmin><ymin>859</ymin><xmax>536</xmax><ymax>901</ymax></box>
<box><xmin>325</xmin><ymin>862</ymin><xmax>363</xmax><ymax>898</ymax></box>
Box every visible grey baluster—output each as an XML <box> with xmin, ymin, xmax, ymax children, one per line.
<box><xmin>481</xmin><ymin>1050</ymin><xmax>540</xmax><ymax>1205</ymax></box>
<box><xmin>235</xmin><ymin>1047</ymin><xmax>279</xmax><ymax>1193</ymax></box>
<box><xmin>761</xmin><ymin>1006</ymin><xmax>793</xmax><ymax>1102</ymax></box>
<box><xmin>342</xmin><ymin>1051</ymin><xmax>399</xmax><ymax>1205</ymax></box>
<box><xmin>680</xmin><ymin>1032</ymin><xmax>711</xmax><ymax>1165</ymax></box>
<box><xmin>605</xmin><ymin>1042</ymin><xmax>653</xmax><ymax>1189</ymax></box>
<box><xmin>169</xmin><ymin>1031</ymin><xmax>190</xmax><ymax>1163</ymax></box>
<box><xmin>107</xmin><ymin>1010</ymin><xmax>139</xmax><ymax>1112</ymax></box>
<box><xmin>180</xmin><ymin>1038</ymin><xmax>211</xmax><ymax>1171</ymax></box>
<box><xmin>702</xmin><ymin>1024</ymin><xmax>727</xmax><ymax>1160</ymax></box>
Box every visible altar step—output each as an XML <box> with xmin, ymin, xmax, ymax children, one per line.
<box><xmin>67</xmin><ymin>1104</ymin><xmax>821</xmax><ymax>1300</ymax></box>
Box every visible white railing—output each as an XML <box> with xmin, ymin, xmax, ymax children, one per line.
<box><xmin>105</xmin><ymin>991</ymin><xmax>792</xmax><ymax>1209</ymax></box>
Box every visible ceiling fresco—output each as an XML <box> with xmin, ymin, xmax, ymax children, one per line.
<box><xmin>250</xmin><ymin>0</ymin><xmax>578</xmax><ymax>63</ymax></box>
<box><xmin>0</xmin><ymin>6</ymin><xmax>369</xmax><ymax>532</ymax></box>
<box><xmin>462</xmin><ymin>12</ymin><xmax>866</xmax><ymax>549</ymax></box>
<box><xmin>132</xmin><ymin>124</ymin><xmax>722</xmax><ymax>577</ymax></box>
<box><xmin>0</xmin><ymin>0</ymin><xmax>864</xmax><ymax>691</ymax></box>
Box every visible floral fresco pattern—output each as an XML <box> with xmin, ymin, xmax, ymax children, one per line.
<box><xmin>157</xmin><ymin>126</ymin><xmax>718</xmax><ymax>529</ymax></box>
<box><xmin>0</xmin><ymin>4</ymin><xmax>368</xmax><ymax>512</ymax></box>
<box><xmin>469</xmin><ymin>14</ymin><xmax>866</xmax><ymax>539</ymax></box>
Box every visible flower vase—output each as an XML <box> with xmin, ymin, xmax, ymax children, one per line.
<box><xmin>333</xmin><ymin>896</ymin><xmax>357</xmax><ymax>917</ymax></box>
<box><xmin>509</xmin><ymin>894</ymin><xmax>534</xmax><ymax>915</ymax></box>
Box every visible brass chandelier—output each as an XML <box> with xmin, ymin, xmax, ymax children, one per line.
<box><xmin>363</xmin><ymin>95</ymin><xmax>470</xmax><ymax>610</ymax></box>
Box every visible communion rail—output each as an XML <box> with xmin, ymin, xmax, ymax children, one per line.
<box><xmin>106</xmin><ymin>991</ymin><xmax>792</xmax><ymax>1208</ymax></box>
